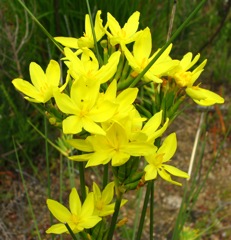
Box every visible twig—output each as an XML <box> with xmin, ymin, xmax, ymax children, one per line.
<box><xmin>187</xmin><ymin>112</ymin><xmax>205</xmax><ymax>180</ymax></box>
<box><xmin>167</xmin><ymin>0</ymin><xmax>177</xmax><ymax>42</ymax></box>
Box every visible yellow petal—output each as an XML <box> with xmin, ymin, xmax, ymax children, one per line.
<box><xmin>148</xmin><ymin>118</ymin><xmax>169</xmax><ymax>143</ymax></box>
<box><xmin>69</xmin><ymin>153</ymin><xmax>93</xmax><ymax>162</ymax></box>
<box><xmin>29</xmin><ymin>62</ymin><xmax>46</xmax><ymax>90</ymax></box>
<box><xmin>133</xmin><ymin>27</ymin><xmax>151</xmax><ymax>62</ymax></box>
<box><xmin>101</xmin><ymin>182</ymin><xmax>115</xmax><ymax>204</ymax></box>
<box><xmin>107</xmin><ymin>12</ymin><xmax>121</xmax><ymax>36</ymax></box>
<box><xmin>85</xmin><ymin>14</ymin><xmax>92</xmax><ymax>38</ymax></box>
<box><xmin>69</xmin><ymin>188</ymin><xmax>81</xmax><ymax>216</ymax></box>
<box><xmin>117</xmin><ymin>87</ymin><xmax>138</xmax><ymax>106</ymax></box>
<box><xmin>95</xmin><ymin>51</ymin><xmax>121</xmax><ymax>83</ymax></box>
<box><xmin>47</xmin><ymin>199</ymin><xmax>71</xmax><ymax>222</ymax></box>
<box><xmin>162</xmin><ymin>164</ymin><xmax>189</xmax><ymax>178</ymax></box>
<box><xmin>46</xmin><ymin>223</ymin><xmax>67</xmax><ymax>234</ymax></box>
<box><xmin>180</xmin><ymin>52</ymin><xmax>193</xmax><ymax>70</ymax></box>
<box><xmin>123</xmin><ymin>11</ymin><xmax>140</xmax><ymax>37</ymax></box>
<box><xmin>89</xmin><ymin>101</ymin><xmax>117</xmax><ymax>123</ymax></box>
<box><xmin>142</xmin><ymin>111</ymin><xmax>162</xmax><ymax>134</ymax></box>
<box><xmin>12</xmin><ymin>78</ymin><xmax>42</xmax><ymax>101</ymax></box>
<box><xmin>157</xmin><ymin>168</ymin><xmax>182</xmax><ymax>186</ymax></box>
<box><xmin>62</xmin><ymin>115</ymin><xmax>83</xmax><ymax>134</ymax></box>
<box><xmin>67</xmin><ymin>139</ymin><xmax>93</xmax><ymax>152</ymax></box>
<box><xmin>94</xmin><ymin>10</ymin><xmax>105</xmax><ymax>40</ymax></box>
<box><xmin>46</xmin><ymin>60</ymin><xmax>61</xmax><ymax>87</ymax></box>
<box><xmin>54</xmin><ymin>90</ymin><xmax>78</xmax><ymax>114</ymax></box>
<box><xmin>93</xmin><ymin>182</ymin><xmax>102</xmax><ymax>199</ymax></box>
<box><xmin>158</xmin><ymin>133</ymin><xmax>177</xmax><ymax>162</ymax></box>
<box><xmin>86</xmin><ymin>151</ymin><xmax>112</xmax><ymax>167</ymax></box>
<box><xmin>111</xmin><ymin>151</ymin><xmax>130</xmax><ymax>166</ymax></box>
<box><xmin>186</xmin><ymin>86</ymin><xmax>224</xmax><ymax>106</ymax></box>
<box><xmin>79</xmin><ymin>215</ymin><xmax>102</xmax><ymax>229</ymax></box>
<box><xmin>81</xmin><ymin>192</ymin><xmax>95</xmax><ymax>217</ymax></box>
<box><xmin>144</xmin><ymin>164</ymin><xmax>157</xmax><ymax>181</ymax></box>
<box><xmin>54</xmin><ymin>37</ymin><xmax>78</xmax><ymax>48</ymax></box>
<box><xmin>96</xmin><ymin>203</ymin><xmax>115</xmax><ymax>217</ymax></box>
<box><xmin>82</xmin><ymin>117</ymin><xmax>106</xmax><ymax>135</ymax></box>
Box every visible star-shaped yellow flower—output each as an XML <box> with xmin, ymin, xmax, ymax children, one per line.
<box><xmin>46</xmin><ymin>188</ymin><xmax>101</xmax><ymax>234</ymax></box>
<box><xmin>12</xmin><ymin>60</ymin><xmax>67</xmax><ymax>103</ymax></box>
<box><xmin>106</xmin><ymin>11</ymin><xmax>141</xmax><ymax>46</ymax></box>
<box><xmin>54</xmin><ymin>78</ymin><xmax>117</xmax><ymax>135</ymax></box>
<box><xmin>68</xmin><ymin>122</ymin><xmax>155</xmax><ymax>167</ymax></box>
<box><xmin>123</xmin><ymin>27</ymin><xmax>178</xmax><ymax>83</ymax></box>
<box><xmin>54</xmin><ymin>10</ymin><xmax>105</xmax><ymax>49</ymax></box>
<box><xmin>169</xmin><ymin>52</ymin><xmax>224</xmax><ymax>106</ymax></box>
<box><xmin>144</xmin><ymin>133</ymin><xmax>189</xmax><ymax>186</ymax></box>
<box><xmin>170</xmin><ymin>52</ymin><xmax>207</xmax><ymax>88</ymax></box>
<box><xmin>64</xmin><ymin>47</ymin><xmax>121</xmax><ymax>83</ymax></box>
<box><xmin>92</xmin><ymin>182</ymin><xmax>127</xmax><ymax>217</ymax></box>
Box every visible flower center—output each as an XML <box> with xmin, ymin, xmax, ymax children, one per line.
<box><xmin>96</xmin><ymin>200</ymin><xmax>104</xmax><ymax>211</ymax></box>
<box><xmin>120</xmin><ymin>29</ymin><xmax>127</xmax><ymax>38</ymax></box>
<box><xmin>154</xmin><ymin>153</ymin><xmax>164</xmax><ymax>168</ymax></box>
<box><xmin>174</xmin><ymin>71</ymin><xmax>192</xmax><ymax>87</ymax></box>
<box><xmin>40</xmin><ymin>82</ymin><xmax>49</xmax><ymax>94</ymax></box>
<box><xmin>71</xmin><ymin>214</ymin><xmax>79</xmax><ymax>224</ymax></box>
<box><xmin>140</xmin><ymin>58</ymin><xmax>148</xmax><ymax>69</ymax></box>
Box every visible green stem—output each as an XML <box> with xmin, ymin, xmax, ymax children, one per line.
<box><xmin>107</xmin><ymin>190</ymin><xmax>123</xmax><ymax>240</ymax></box>
<box><xmin>117</xmin><ymin>74</ymin><xmax>135</xmax><ymax>90</ymax></box>
<box><xmin>103</xmin><ymin>164</ymin><xmax>109</xmax><ymax>188</ymax></box>
<box><xmin>130</xmin><ymin>0</ymin><xmax>207</xmax><ymax>88</ymax></box>
<box><xmin>65</xmin><ymin>223</ymin><xmax>78</xmax><ymax>240</ymax></box>
<box><xmin>79</xmin><ymin>162</ymin><xmax>86</xmax><ymax>201</ymax></box>
<box><xmin>136</xmin><ymin>181</ymin><xmax>152</xmax><ymax>240</ymax></box>
<box><xmin>149</xmin><ymin>181</ymin><xmax>155</xmax><ymax>240</ymax></box>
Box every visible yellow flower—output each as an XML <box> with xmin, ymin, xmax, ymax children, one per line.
<box><xmin>46</xmin><ymin>188</ymin><xmax>101</xmax><ymax>234</ymax></box>
<box><xmin>123</xmin><ymin>27</ymin><xmax>178</xmax><ymax>83</ymax></box>
<box><xmin>68</xmin><ymin>111</ymin><xmax>169</xmax><ymax>167</ymax></box>
<box><xmin>12</xmin><ymin>60</ymin><xmax>67</xmax><ymax>103</ymax></box>
<box><xmin>169</xmin><ymin>52</ymin><xmax>224</xmax><ymax>106</ymax></box>
<box><xmin>98</xmin><ymin>79</ymin><xmax>139</xmax><ymax>126</ymax></box>
<box><xmin>68</xmin><ymin>122</ymin><xmax>155</xmax><ymax>167</ymax></box>
<box><xmin>185</xmin><ymin>86</ymin><xmax>224</xmax><ymax>106</ymax></box>
<box><xmin>78</xmin><ymin>10</ymin><xmax>105</xmax><ymax>48</ymax></box>
<box><xmin>144</xmin><ymin>133</ymin><xmax>189</xmax><ymax>186</ymax></box>
<box><xmin>64</xmin><ymin>47</ymin><xmax>121</xmax><ymax>83</ymax></box>
<box><xmin>92</xmin><ymin>182</ymin><xmax>127</xmax><ymax>217</ymax></box>
<box><xmin>106</xmin><ymin>11</ymin><xmax>141</xmax><ymax>46</ymax></box>
<box><xmin>54</xmin><ymin>10</ymin><xmax>105</xmax><ymax>49</ymax></box>
<box><xmin>170</xmin><ymin>52</ymin><xmax>207</xmax><ymax>87</ymax></box>
<box><xmin>54</xmin><ymin>78</ymin><xmax>117</xmax><ymax>135</ymax></box>
<box><xmin>139</xmin><ymin>110</ymin><xmax>169</xmax><ymax>143</ymax></box>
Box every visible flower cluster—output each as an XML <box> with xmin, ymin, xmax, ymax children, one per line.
<box><xmin>12</xmin><ymin>10</ymin><xmax>224</xmax><ymax>237</ymax></box>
